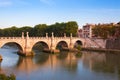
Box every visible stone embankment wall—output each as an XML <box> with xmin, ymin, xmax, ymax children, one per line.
<box><xmin>85</xmin><ymin>38</ymin><xmax>106</xmax><ymax>48</ymax></box>
<box><xmin>106</xmin><ymin>38</ymin><xmax>120</xmax><ymax>50</ymax></box>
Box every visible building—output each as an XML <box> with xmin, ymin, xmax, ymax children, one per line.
<box><xmin>78</xmin><ymin>24</ymin><xmax>94</xmax><ymax>38</ymax></box>
<box><xmin>77</xmin><ymin>29</ymin><xmax>83</xmax><ymax>37</ymax></box>
<box><xmin>83</xmin><ymin>24</ymin><xmax>95</xmax><ymax>38</ymax></box>
<box><xmin>78</xmin><ymin>24</ymin><xmax>95</xmax><ymax>38</ymax></box>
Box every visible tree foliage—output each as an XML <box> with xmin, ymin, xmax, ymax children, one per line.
<box><xmin>92</xmin><ymin>23</ymin><xmax>120</xmax><ymax>39</ymax></box>
<box><xmin>0</xmin><ymin>21</ymin><xmax>78</xmax><ymax>37</ymax></box>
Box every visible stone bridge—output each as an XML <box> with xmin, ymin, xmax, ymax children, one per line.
<box><xmin>0</xmin><ymin>32</ymin><xmax>86</xmax><ymax>56</ymax></box>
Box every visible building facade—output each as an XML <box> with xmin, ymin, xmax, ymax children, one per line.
<box><xmin>78</xmin><ymin>24</ymin><xmax>94</xmax><ymax>38</ymax></box>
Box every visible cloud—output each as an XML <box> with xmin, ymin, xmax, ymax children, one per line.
<box><xmin>0</xmin><ymin>0</ymin><xmax>12</xmax><ymax>7</ymax></box>
<box><xmin>15</xmin><ymin>0</ymin><xmax>29</xmax><ymax>5</ymax></box>
<box><xmin>0</xmin><ymin>0</ymin><xmax>29</xmax><ymax>7</ymax></box>
<box><xmin>39</xmin><ymin>0</ymin><xmax>54</xmax><ymax>5</ymax></box>
<box><xmin>0</xmin><ymin>0</ymin><xmax>55</xmax><ymax>7</ymax></box>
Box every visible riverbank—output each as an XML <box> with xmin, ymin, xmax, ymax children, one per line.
<box><xmin>0</xmin><ymin>55</ymin><xmax>2</xmax><ymax>61</ymax></box>
<box><xmin>82</xmin><ymin>47</ymin><xmax>120</xmax><ymax>53</ymax></box>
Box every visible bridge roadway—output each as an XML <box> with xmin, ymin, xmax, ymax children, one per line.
<box><xmin>0</xmin><ymin>32</ymin><xmax>85</xmax><ymax>56</ymax></box>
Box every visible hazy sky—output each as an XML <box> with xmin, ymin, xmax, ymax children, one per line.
<box><xmin>0</xmin><ymin>0</ymin><xmax>120</xmax><ymax>28</ymax></box>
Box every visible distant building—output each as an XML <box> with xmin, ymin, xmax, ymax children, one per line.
<box><xmin>77</xmin><ymin>24</ymin><xmax>94</xmax><ymax>38</ymax></box>
<box><xmin>82</xmin><ymin>24</ymin><xmax>94</xmax><ymax>38</ymax></box>
<box><xmin>77</xmin><ymin>29</ymin><xmax>83</xmax><ymax>37</ymax></box>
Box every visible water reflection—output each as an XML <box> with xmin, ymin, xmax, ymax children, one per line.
<box><xmin>16</xmin><ymin>57</ymin><xmax>38</xmax><ymax>73</ymax></box>
<box><xmin>57</xmin><ymin>52</ymin><xmax>68</xmax><ymax>60</ymax></box>
<box><xmin>13</xmin><ymin>53</ymin><xmax>77</xmax><ymax>73</ymax></box>
<box><xmin>57</xmin><ymin>52</ymin><xmax>79</xmax><ymax>71</ymax></box>
<box><xmin>82</xmin><ymin>51</ymin><xmax>106</xmax><ymax>70</ymax></box>
<box><xmin>5</xmin><ymin>51</ymin><xmax>80</xmax><ymax>74</ymax></box>
<box><xmin>82</xmin><ymin>51</ymin><xmax>120</xmax><ymax>79</ymax></box>
<box><xmin>34</xmin><ymin>53</ymin><xmax>49</xmax><ymax>65</ymax></box>
<box><xmin>0</xmin><ymin>48</ymin><xmax>120</xmax><ymax>80</ymax></box>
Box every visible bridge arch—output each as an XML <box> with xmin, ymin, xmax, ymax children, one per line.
<box><xmin>1</xmin><ymin>42</ymin><xmax>23</xmax><ymax>51</ymax></box>
<box><xmin>32</xmin><ymin>41</ymin><xmax>50</xmax><ymax>52</ymax></box>
<box><xmin>56</xmin><ymin>41</ymin><xmax>68</xmax><ymax>51</ymax></box>
<box><xmin>73</xmin><ymin>40</ymin><xmax>83</xmax><ymax>48</ymax></box>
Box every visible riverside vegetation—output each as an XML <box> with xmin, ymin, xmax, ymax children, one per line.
<box><xmin>0</xmin><ymin>21</ymin><xmax>78</xmax><ymax>37</ymax></box>
<box><xmin>0</xmin><ymin>73</ymin><xmax>16</xmax><ymax>80</ymax></box>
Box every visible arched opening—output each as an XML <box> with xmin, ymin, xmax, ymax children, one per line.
<box><xmin>1</xmin><ymin>42</ymin><xmax>23</xmax><ymax>52</ymax></box>
<box><xmin>56</xmin><ymin>41</ymin><xmax>68</xmax><ymax>51</ymax></box>
<box><xmin>74</xmin><ymin>40</ymin><xmax>83</xmax><ymax>49</ymax></box>
<box><xmin>32</xmin><ymin>41</ymin><xmax>49</xmax><ymax>53</ymax></box>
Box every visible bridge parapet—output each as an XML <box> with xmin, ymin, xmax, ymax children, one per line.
<box><xmin>54</xmin><ymin>37</ymin><xmax>70</xmax><ymax>39</ymax></box>
<box><xmin>0</xmin><ymin>37</ymin><xmax>22</xmax><ymax>39</ymax></box>
<box><xmin>72</xmin><ymin>37</ymin><xmax>84</xmax><ymax>39</ymax></box>
<box><xmin>60</xmin><ymin>37</ymin><xmax>83</xmax><ymax>41</ymax></box>
<box><xmin>29</xmin><ymin>37</ymin><xmax>50</xmax><ymax>39</ymax></box>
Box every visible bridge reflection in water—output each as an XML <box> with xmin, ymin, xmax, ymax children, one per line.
<box><xmin>15</xmin><ymin>52</ymin><xmax>78</xmax><ymax>73</ymax></box>
<box><xmin>0</xmin><ymin>49</ymin><xmax>120</xmax><ymax>80</ymax></box>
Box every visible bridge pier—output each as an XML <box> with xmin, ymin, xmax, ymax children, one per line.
<box><xmin>50</xmin><ymin>32</ymin><xmax>60</xmax><ymax>53</ymax></box>
<box><xmin>18</xmin><ymin>47</ymin><xmax>34</xmax><ymax>57</ymax></box>
<box><xmin>18</xmin><ymin>32</ymin><xmax>34</xmax><ymax>57</ymax></box>
<box><xmin>24</xmin><ymin>47</ymin><xmax>34</xmax><ymax>56</ymax></box>
<box><xmin>50</xmin><ymin>49</ymin><xmax>60</xmax><ymax>53</ymax></box>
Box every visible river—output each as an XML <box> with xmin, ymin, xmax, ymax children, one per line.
<box><xmin>0</xmin><ymin>48</ymin><xmax>120</xmax><ymax>80</ymax></box>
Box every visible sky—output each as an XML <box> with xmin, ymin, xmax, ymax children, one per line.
<box><xmin>0</xmin><ymin>0</ymin><xmax>120</xmax><ymax>28</ymax></box>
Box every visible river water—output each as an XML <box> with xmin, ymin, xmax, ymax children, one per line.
<box><xmin>0</xmin><ymin>48</ymin><xmax>120</xmax><ymax>80</ymax></box>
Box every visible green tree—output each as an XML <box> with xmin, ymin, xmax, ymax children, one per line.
<box><xmin>65</xmin><ymin>21</ymin><xmax>78</xmax><ymax>37</ymax></box>
<box><xmin>0</xmin><ymin>21</ymin><xmax>78</xmax><ymax>37</ymax></box>
<box><xmin>34</xmin><ymin>24</ymin><xmax>47</xmax><ymax>37</ymax></box>
<box><xmin>0</xmin><ymin>29</ymin><xmax>4</xmax><ymax>37</ymax></box>
<box><xmin>92</xmin><ymin>23</ymin><xmax>116</xmax><ymax>39</ymax></box>
<box><xmin>19</xmin><ymin>26</ymin><xmax>33</xmax><ymax>36</ymax></box>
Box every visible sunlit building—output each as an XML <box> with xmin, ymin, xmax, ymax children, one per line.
<box><xmin>82</xmin><ymin>24</ymin><xmax>94</xmax><ymax>38</ymax></box>
<box><xmin>78</xmin><ymin>24</ymin><xmax>94</xmax><ymax>38</ymax></box>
